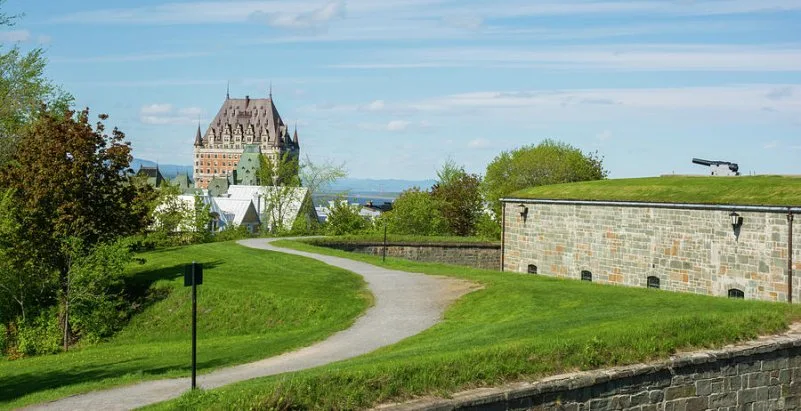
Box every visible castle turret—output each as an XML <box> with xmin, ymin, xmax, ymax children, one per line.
<box><xmin>292</xmin><ymin>124</ymin><xmax>299</xmax><ymax>147</ymax></box>
<box><xmin>194</xmin><ymin>125</ymin><xmax>203</xmax><ymax>147</ymax></box>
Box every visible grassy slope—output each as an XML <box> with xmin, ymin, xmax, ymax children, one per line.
<box><xmin>154</xmin><ymin>240</ymin><xmax>801</xmax><ymax>410</ymax></box>
<box><xmin>0</xmin><ymin>242</ymin><xmax>370</xmax><ymax>410</ymax></box>
<box><xmin>308</xmin><ymin>234</ymin><xmax>499</xmax><ymax>245</ymax></box>
<box><xmin>510</xmin><ymin>176</ymin><xmax>801</xmax><ymax>206</ymax></box>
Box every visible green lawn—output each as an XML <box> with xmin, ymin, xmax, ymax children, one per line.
<box><xmin>308</xmin><ymin>234</ymin><xmax>499</xmax><ymax>245</ymax></box>
<box><xmin>509</xmin><ymin>175</ymin><xmax>801</xmax><ymax>206</ymax></box>
<box><xmin>0</xmin><ymin>242</ymin><xmax>370</xmax><ymax>410</ymax></box>
<box><xmin>152</xmin><ymin>239</ymin><xmax>801</xmax><ymax>410</ymax></box>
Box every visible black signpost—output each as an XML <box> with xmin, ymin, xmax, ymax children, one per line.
<box><xmin>382</xmin><ymin>221</ymin><xmax>388</xmax><ymax>262</ymax></box>
<box><xmin>184</xmin><ymin>261</ymin><xmax>203</xmax><ymax>389</ymax></box>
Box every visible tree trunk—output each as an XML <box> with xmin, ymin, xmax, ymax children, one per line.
<box><xmin>60</xmin><ymin>267</ymin><xmax>70</xmax><ymax>351</ymax></box>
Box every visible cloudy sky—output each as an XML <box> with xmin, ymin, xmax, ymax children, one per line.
<box><xmin>3</xmin><ymin>0</ymin><xmax>800</xmax><ymax>179</ymax></box>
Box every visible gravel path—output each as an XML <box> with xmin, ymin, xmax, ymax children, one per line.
<box><xmin>24</xmin><ymin>238</ymin><xmax>475</xmax><ymax>411</ymax></box>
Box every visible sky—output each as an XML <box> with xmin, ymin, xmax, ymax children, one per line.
<box><xmin>2</xmin><ymin>0</ymin><xmax>800</xmax><ymax>180</ymax></box>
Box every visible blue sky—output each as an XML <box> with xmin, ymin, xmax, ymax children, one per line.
<box><xmin>2</xmin><ymin>0</ymin><xmax>800</xmax><ymax>179</ymax></box>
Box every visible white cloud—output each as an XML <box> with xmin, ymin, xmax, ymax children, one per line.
<box><xmin>141</xmin><ymin>104</ymin><xmax>173</xmax><ymax>115</ymax></box>
<box><xmin>467</xmin><ymin>138</ymin><xmax>491</xmax><ymax>149</ymax></box>
<box><xmin>140</xmin><ymin>104</ymin><xmax>204</xmax><ymax>125</ymax></box>
<box><xmin>53</xmin><ymin>0</ymin><xmax>801</xmax><ymax>25</ymax></box>
<box><xmin>596</xmin><ymin>130</ymin><xmax>613</xmax><ymax>141</ymax></box>
<box><xmin>364</xmin><ymin>100</ymin><xmax>385</xmax><ymax>111</ymax></box>
<box><xmin>0</xmin><ymin>30</ymin><xmax>31</xmax><ymax>42</ymax></box>
<box><xmin>442</xmin><ymin>15</ymin><xmax>483</xmax><ymax>30</ymax></box>
<box><xmin>37</xmin><ymin>35</ymin><xmax>52</xmax><ymax>44</ymax></box>
<box><xmin>251</xmin><ymin>1</ymin><xmax>346</xmax><ymax>30</ymax></box>
<box><xmin>407</xmin><ymin>84</ymin><xmax>801</xmax><ymax>113</ymax></box>
<box><xmin>51</xmin><ymin>51</ymin><xmax>210</xmax><ymax>63</ymax></box>
<box><xmin>763</xmin><ymin>140</ymin><xmax>780</xmax><ymax>149</ymax></box>
<box><xmin>334</xmin><ymin>44</ymin><xmax>801</xmax><ymax>72</ymax></box>
<box><xmin>386</xmin><ymin>120</ymin><xmax>410</xmax><ymax>131</ymax></box>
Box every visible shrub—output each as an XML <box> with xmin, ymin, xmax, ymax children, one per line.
<box><xmin>17</xmin><ymin>308</ymin><xmax>62</xmax><ymax>356</ymax></box>
<box><xmin>0</xmin><ymin>323</ymin><xmax>6</xmax><ymax>355</ymax></box>
<box><xmin>325</xmin><ymin>200</ymin><xmax>368</xmax><ymax>236</ymax></box>
<box><xmin>475</xmin><ymin>212</ymin><xmax>501</xmax><ymax>240</ymax></box>
<box><xmin>385</xmin><ymin>188</ymin><xmax>449</xmax><ymax>236</ymax></box>
<box><xmin>215</xmin><ymin>225</ymin><xmax>252</xmax><ymax>242</ymax></box>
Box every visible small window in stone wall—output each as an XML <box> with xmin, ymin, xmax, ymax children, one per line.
<box><xmin>527</xmin><ymin>264</ymin><xmax>537</xmax><ymax>274</ymax></box>
<box><xmin>647</xmin><ymin>276</ymin><xmax>660</xmax><ymax>289</ymax></box>
<box><xmin>728</xmin><ymin>289</ymin><xmax>745</xmax><ymax>299</ymax></box>
<box><xmin>581</xmin><ymin>270</ymin><xmax>592</xmax><ymax>282</ymax></box>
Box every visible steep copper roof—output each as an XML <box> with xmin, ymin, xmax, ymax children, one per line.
<box><xmin>203</xmin><ymin>95</ymin><xmax>286</xmax><ymax>147</ymax></box>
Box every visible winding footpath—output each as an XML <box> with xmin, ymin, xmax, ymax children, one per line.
<box><xmin>23</xmin><ymin>238</ymin><xmax>475</xmax><ymax>411</ymax></box>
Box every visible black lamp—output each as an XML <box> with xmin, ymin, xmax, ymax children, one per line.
<box><xmin>729</xmin><ymin>211</ymin><xmax>741</xmax><ymax>229</ymax></box>
<box><xmin>518</xmin><ymin>204</ymin><xmax>528</xmax><ymax>218</ymax></box>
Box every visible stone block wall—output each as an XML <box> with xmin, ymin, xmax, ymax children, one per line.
<box><xmin>314</xmin><ymin>242</ymin><xmax>501</xmax><ymax>270</ymax></box>
<box><xmin>502</xmin><ymin>201</ymin><xmax>799</xmax><ymax>302</ymax></box>
<box><xmin>377</xmin><ymin>325</ymin><xmax>801</xmax><ymax>411</ymax></box>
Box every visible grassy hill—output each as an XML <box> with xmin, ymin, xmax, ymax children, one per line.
<box><xmin>0</xmin><ymin>242</ymin><xmax>370</xmax><ymax>410</ymax></box>
<box><xmin>509</xmin><ymin>175</ymin><xmax>801</xmax><ymax>206</ymax></box>
<box><xmin>153</xmin><ymin>240</ymin><xmax>801</xmax><ymax>410</ymax></box>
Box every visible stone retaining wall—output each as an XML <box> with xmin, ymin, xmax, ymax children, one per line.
<box><xmin>377</xmin><ymin>324</ymin><xmax>801</xmax><ymax>411</ymax></box>
<box><xmin>502</xmin><ymin>201</ymin><xmax>799</xmax><ymax>302</ymax></box>
<box><xmin>313</xmin><ymin>242</ymin><xmax>501</xmax><ymax>270</ymax></box>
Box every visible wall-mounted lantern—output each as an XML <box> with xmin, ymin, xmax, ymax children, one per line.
<box><xmin>729</xmin><ymin>211</ymin><xmax>742</xmax><ymax>229</ymax></box>
<box><xmin>518</xmin><ymin>204</ymin><xmax>528</xmax><ymax>220</ymax></box>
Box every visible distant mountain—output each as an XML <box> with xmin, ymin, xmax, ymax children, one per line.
<box><xmin>324</xmin><ymin>178</ymin><xmax>436</xmax><ymax>193</ymax></box>
<box><xmin>131</xmin><ymin>158</ymin><xmax>192</xmax><ymax>180</ymax></box>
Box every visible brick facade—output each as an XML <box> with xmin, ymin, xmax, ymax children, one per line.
<box><xmin>502</xmin><ymin>201</ymin><xmax>799</xmax><ymax>302</ymax></box>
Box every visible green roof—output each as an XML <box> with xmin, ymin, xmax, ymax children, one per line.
<box><xmin>508</xmin><ymin>176</ymin><xmax>801</xmax><ymax>207</ymax></box>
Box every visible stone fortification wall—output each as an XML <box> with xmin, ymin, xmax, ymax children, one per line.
<box><xmin>314</xmin><ymin>242</ymin><xmax>501</xmax><ymax>270</ymax></box>
<box><xmin>503</xmin><ymin>202</ymin><xmax>799</xmax><ymax>302</ymax></box>
<box><xmin>377</xmin><ymin>324</ymin><xmax>801</xmax><ymax>411</ymax></box>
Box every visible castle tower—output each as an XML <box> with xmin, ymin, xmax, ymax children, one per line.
<box><xmin>192</xmin><ymin>94</ymin><xmax>300</xmax><ymax>189</ymax></box>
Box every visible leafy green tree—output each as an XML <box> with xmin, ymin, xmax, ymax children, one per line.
<box><xmin>385</xmin><ymin>187</ymin><xmax>449</xmax><ymax>236</ymax></box>
<box><xmin>325</xmin><ymin>199</ymin><xmax>367</xmax><ymax>235</ymax></box>
<box><xmin>482</xmin><ymin>139</ymin><xmax>607</xmax><ymax>217</ymax></box>
<box><xmin>0</xmin><ymin>3</ymin><xmax>73</xmax><ymax>165</ymax></box>
<box><xmin>61</xmin><ymin>238</ymin><xmax>132</xmax><ymax>345</ymax></box>
<box><xmin>192</xmin><ymin>193</ymin><xmax>212</xmax><ymax>243</ymax></box>
<box><xmin>150</xmin><ymin>181</ymin><xmax>190</xmax><ymax>234</ymax></box>
<box><xmin>0</xmin><ymin>108</ymin><xmax>154</xmax><ymax>349</ymax></box>
<box><xmin>431</xmin><ymin>161</ymin><xmax>483</xmax><ymax>236</ymax></box>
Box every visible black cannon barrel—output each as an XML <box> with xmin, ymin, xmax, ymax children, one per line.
<box><xmin>692</xmin><ymin>158</ymin><xmax>714</xmax><ymax>166</ymax></box>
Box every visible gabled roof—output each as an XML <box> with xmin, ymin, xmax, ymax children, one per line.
<box><xmin>214</xmin><ymin>198</ymin><xmax>259</xmax><ymax>226</ymax></box>
<box><xmin>138</xmin><ymin>166</ymin><xmax>165</xmax><ymax>187</ymax></box>
<box><xmin>203</xmin><ymin>95</ymin><xmax>286</xmax><ymax>147</ymax></box>
<box><xmin>226</xmin><ymin>185</ymin><xmax>312</xmax><ymax>230</ymax></box>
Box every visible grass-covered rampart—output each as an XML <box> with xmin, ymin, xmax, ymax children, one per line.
<box><xmin>155</xmin><ymin>239</ymin><xmax>801</xmax><ymax>410</ymax></box>
<box><xmin>509</xmin><ymin>176</ymin><xmax>801</xmax><ymax>206</ymax></box>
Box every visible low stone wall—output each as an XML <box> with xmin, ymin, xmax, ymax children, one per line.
<box><xmin>313</xmin><ymin>242</ymin><xmax>501</xmax><ymax>270</ymax></box>
<box><xmin>376</xmin><ymin>324</ymin><xmax>801</xmax><ymax>411</ymax></box>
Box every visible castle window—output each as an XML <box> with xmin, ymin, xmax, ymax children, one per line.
<box><xmin>206</xmin><ymin>169</ymin><xmax>210</xmax><ymax>174</ymax></box>
<box><xmin>647</xmin><ymin>276</ymin><xmax>660</xmax><ymax>289</ymax></box>
<box><xmin>728</xmin><ymin>289</ymin><xmax>745</xmax><ymax>299</ymax></box>
<box><xmin>581</xmin><ymin>270</ymin><xmax>592</xmax><ymax>282</ymax></box>
<box><xmin>527</xmin><ymin>264</ymin><xmax>537</xmax><ymax>274</ymax></box>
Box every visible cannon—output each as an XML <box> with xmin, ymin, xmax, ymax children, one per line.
<box><xmin>692</xmin><ymin>158</ymin><xmax>740</xmax><ymax>176</ymax></box>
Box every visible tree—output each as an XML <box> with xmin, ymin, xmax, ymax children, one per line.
<box><xmin>0</xmin><ymin>108</ymin><xmax>154</xmax><ymax>349</ymax></box>
<box><xmin>431</xmin><ymin>161</ymin><xmax>483</xmax><ymax>236</ymax></box>
<box><xmin>482</xmin><ymin>139</ymin><xmax>607</xmax><ymax>217</ymax></box>
<box><xmin>385</xmin><ymin>187</ymin><xmax>449</xmax><ymax>236</ymax></box>
<box><xmin>325</xmin><ymin>199</ymin><xmax>367</xmax><ymax>235</ymax></box>
<box><xmin>150</xmin><ymin>181</ymin><xmax>189</xmax><ymax>234</ymax></box>
<box><xmin>0</xmin><ymin>4</ymin><xmax>72</xmax><ymax>165</ymax></box>
<box><xmin>300</xmin><ymin>155</ymin><xmax>347</xmax><ymax>199</ymax></box>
